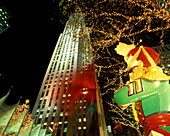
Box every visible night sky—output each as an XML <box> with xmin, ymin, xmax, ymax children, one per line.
<box><xmin>0</xmin><ymin>0</ymin><xmax>64</xmax><ymax>110</ymax></box>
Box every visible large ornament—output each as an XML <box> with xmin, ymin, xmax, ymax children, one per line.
<box><xmin>114</xmin><ymin>44</ymin><xmax>170</xmax><ymax>136</ymax></box>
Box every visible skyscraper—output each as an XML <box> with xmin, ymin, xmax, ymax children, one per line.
<box><xmin>0</xmin><ymin>1</ymin><xmax>12</xmax><ymax>34</ymax></box>
<box><xmin>32</xmin><ymin>13</ymin><xmax>106</xmax><ymax>136</ymax></box>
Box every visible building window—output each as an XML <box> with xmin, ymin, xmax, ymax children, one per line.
<box><xmin>46</xmin><ymin>90</ymin><xmax>49</xmax><ymax>96</ymax></box>
<box><xmin>39</xmin><ymin>114</ymin><xmax>43</xmax><ymax>118</ymax></box>
<box><xmin>57</xmin><ymin>88</ymin><xmax>60</xmax><ymax>94</ymax></box>
<box><xmin>53</xmin><ymin>113</ymin><xmax>55</xmax><ymax>117</ymax></box>
<box><xmin>65</xmin><ymin>112</ymin><xmax>68</xmax><ymax>116</ymax></box>
<box><xmin>60</xmin><ymin>112</ymin><xmax>63</xmax><ymax>116</ymax></box>
<box><xmin>79</xmin><ymin>118</ymin><xmax>81</xmax><ymax>122</ymax></box>
<box><xmin>56</xmin><ymin>95</ymin><xmax>59</xmax><ymax>100</ymax></box>
<box><xmin>46</xmin><ymin>113</ymin><xmax>49</xmax><ymax>117</ymax></box>
<box><xmin>64</xmin><ymin>128</ymin><xmax>67</xmax><ymax>132</ymax></box>
<box><xmin>64</xmin><ymin>121</ymin><xmax>68</xmax><ymax>124</ymax></box>
<box><xmin>78</xmin><ymin>127</ymin><xmax>81</xmax><ymax>130</ymax></box>
<box><xmin>83</xmin><ymin>126</ymin><xmax>86</xmax><ymax>130</ymax></box>
<box><xmin>83</xmin><ymin>118</ymin><xmax>86</xmax><ymax>122</ymax></box>
<box><xmin>44</xmin><ymin>122</ymin><xmax>47</xmax><ymax>125</ymax></box>
<box><xmin>54</xmin><ymin>106</ymin><xmax>57</xmax><ymax>110</ymax></box>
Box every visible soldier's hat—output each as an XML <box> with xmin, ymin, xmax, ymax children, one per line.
<box><xmin>126</xmin><ymin>46</ymin><xmax>169</xmax><ymax>80</ymax></box>
<box><xmin>126</xmin><ymin>46</ymin><xmax>159</xmax><ymax>70</ymax></box>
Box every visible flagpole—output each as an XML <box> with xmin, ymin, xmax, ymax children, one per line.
<box><xmin>96</xmin><ymin>87</ymin><xmax>108</xmax><ymax>136</ymax></box>
<box><xmin>93</xmin><ymin>63</ymin><xmax>108</xmax><ymax>136</ymax></box>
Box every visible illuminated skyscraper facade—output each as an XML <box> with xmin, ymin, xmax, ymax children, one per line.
<box><xmin>32</xmin><ymin>14</ymin><xmax>106</xmax><ymax>136</ymax></box>
<box><xmin>0</xmin><ymin>2</ymin><xmax>12</xmax><ymax>34</ymax></box>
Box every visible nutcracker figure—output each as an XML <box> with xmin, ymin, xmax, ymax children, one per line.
<box><xmin>114</xmin><ymin>45</ymin><xmax>170</xmax><ymax>136</ymax></box>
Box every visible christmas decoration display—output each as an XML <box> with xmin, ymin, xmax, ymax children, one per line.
<box><xmin>0</xmin><ymin>92</ymin><xmax>52</xmax><ymax>136</ymax></box>
<box><xmin>114</xmin><ymin>45</ymin><xmax>170</xmax><ymax>136</ymax></box>
<box><xmin>58</xmin><ymin>0</ymin><xmax>170</xmax><ymax>134</ymax></box>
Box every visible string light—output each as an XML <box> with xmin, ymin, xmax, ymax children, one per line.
<box><xmin>59</xmin><ymin>0</ymin><xmax>169</xmax><ymax>134</ymax></box>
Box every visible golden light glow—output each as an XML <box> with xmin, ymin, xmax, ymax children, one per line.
<box><xmin>25</xmin><ymin>99</ymin><xmax>30</xmax><ymax>104</ymax></box>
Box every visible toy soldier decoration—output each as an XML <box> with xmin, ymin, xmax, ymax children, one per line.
<box><xmin>114</xmin><ymin>44</ymin><xmax>170</xmax><ymax>136</ymax></box>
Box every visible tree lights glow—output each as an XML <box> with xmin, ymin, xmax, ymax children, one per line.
<box><xmin>59</xmin><ymin>0</ymin><xmax>170</xmax><ymax>135</ymax></box>
<box><xmin>0</xmin><ymin>93</ymin><xmax>51</xmax><ymax>136</ymax></box>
